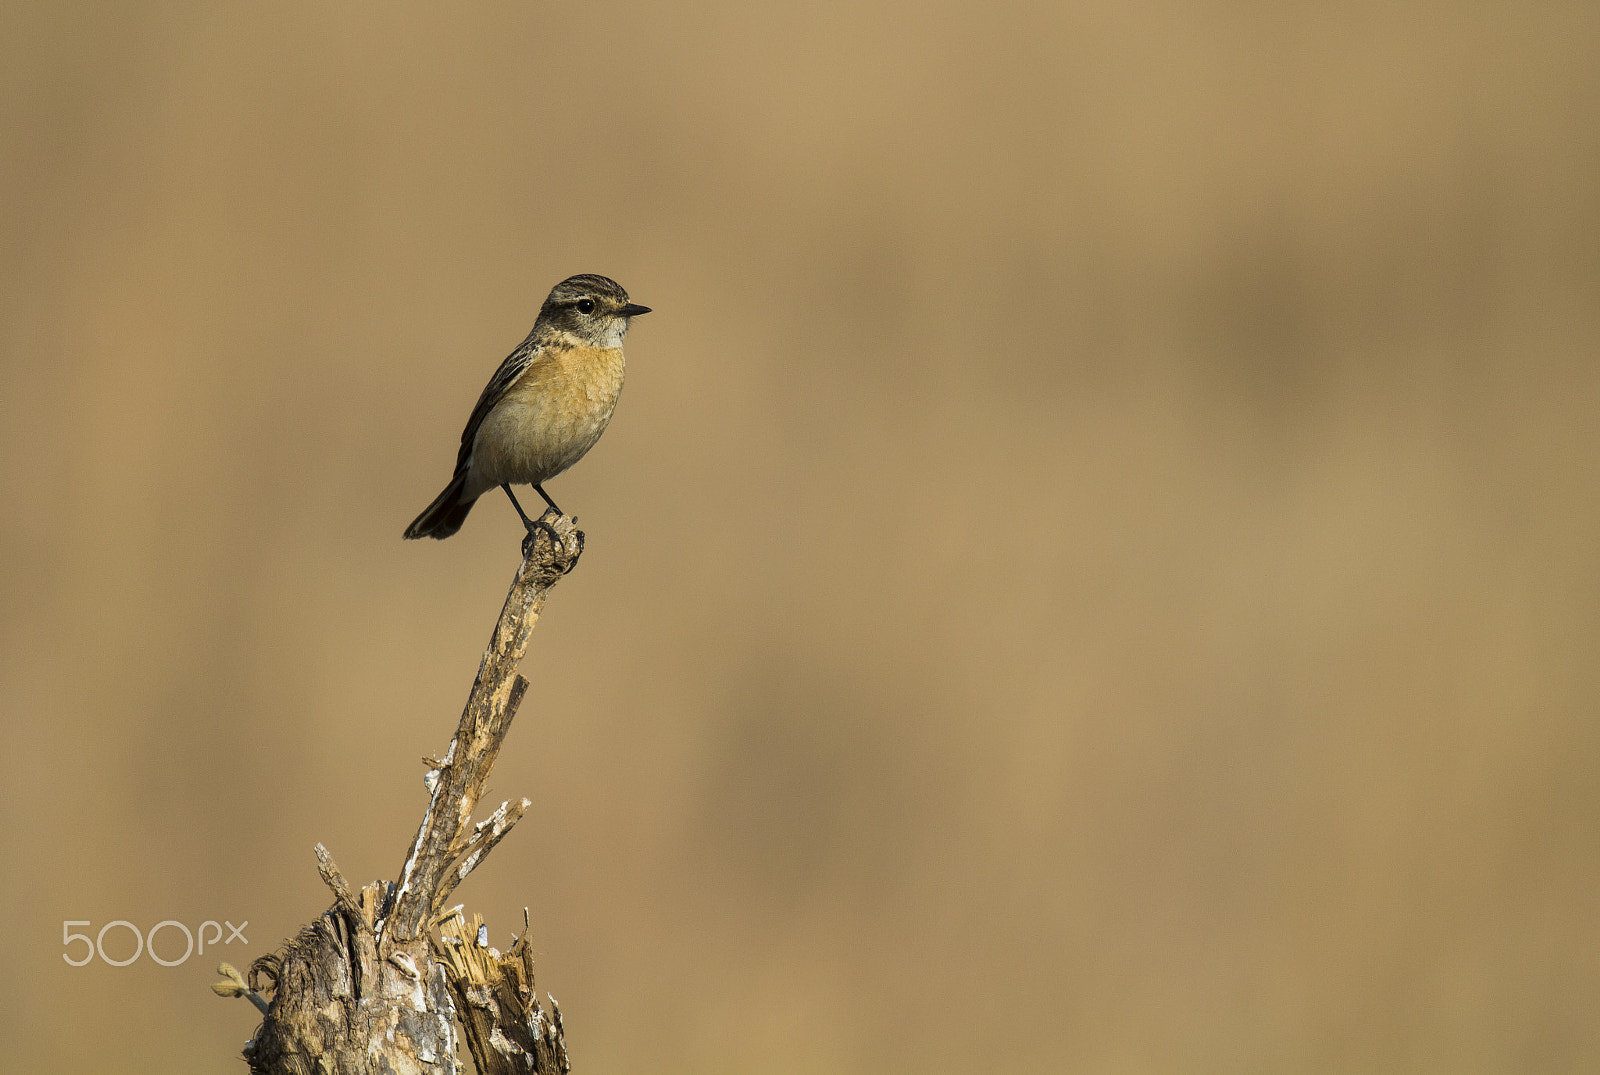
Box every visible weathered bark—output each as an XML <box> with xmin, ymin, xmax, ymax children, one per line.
<box><xmin>224</xmin><ymin>514</ymin><xmax>582</xmax><ymax>1074</ymax></box>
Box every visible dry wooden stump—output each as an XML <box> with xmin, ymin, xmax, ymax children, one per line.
<box><xmin>218</xmin><ymin>517</ymin><xmax>583</xmax><ymax>1075</ymax></box>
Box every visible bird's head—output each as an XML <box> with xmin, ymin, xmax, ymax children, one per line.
<box><xmin>537</xmin><ymin>274</ymin><xmax>651</xmax><ymax>347</ymax></box>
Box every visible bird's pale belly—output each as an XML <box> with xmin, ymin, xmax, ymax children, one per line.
<box><xmin>467</xmin><ymin>355</ymin><xmax>624</xmax><ymax>494</ymax></box>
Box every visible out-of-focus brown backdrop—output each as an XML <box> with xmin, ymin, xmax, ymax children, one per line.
<box><xmin>3</xmin><ymin>3</ymin><xmax>1598</xmax><ymax>1072</ymax></box>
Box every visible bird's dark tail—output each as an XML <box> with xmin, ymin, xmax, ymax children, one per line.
<box><xmin>403</xmin><ymin>472</ymin><xmax>477</xmax><ymax>540</ymax></box>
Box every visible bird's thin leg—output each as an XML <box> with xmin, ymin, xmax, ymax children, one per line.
<box><xmin>503</xmin><ymin>484</ymin><xmax>565</xmax><ymax>560</ymax></box>
<box><xmin>531</xmin><ymin>483</ymin><xmax>582</xmax><ymax>570</ymax></box>
<box><xmin>502</xmin><ymin>484</ymin><xmax>538</xmax><ymax>528</ymax></box>
<box><xmin>532</xmin><ymin>483</ymin><xmax>563</xmax><ymax>515</ymax></box>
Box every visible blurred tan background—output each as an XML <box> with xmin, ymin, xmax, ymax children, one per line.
<box><xmin>3</xmin><ymin>2</ymin><xmax>1599</xmax><ymax>1072</ymax></box>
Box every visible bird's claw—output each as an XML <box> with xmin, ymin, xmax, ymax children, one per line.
<box><xmin>521</xmin><ymin>510</ymin><xmax>584</xmax><ymax>573</ymax></box>
<box><xmin>520</xmin><ymin>515</ymin><xmax>562</xmax><ymax>560</ymax></box>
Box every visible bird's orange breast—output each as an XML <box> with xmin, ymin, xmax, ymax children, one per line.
<box><xmin>469</xmin><ymin>345</ymin><xmax>625</xmax><ymax>491</ymax></box>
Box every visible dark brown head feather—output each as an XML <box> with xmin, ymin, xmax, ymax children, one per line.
<box><xmin>542</xmin><ymin>274</ymin><xmax>631</xmax><ymax>312</ymax></box>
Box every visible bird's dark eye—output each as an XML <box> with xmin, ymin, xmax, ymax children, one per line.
<box><xmin>575</xmin><ymin>299</ymin><xmax>596</xmax><ymax>314</ymax></box>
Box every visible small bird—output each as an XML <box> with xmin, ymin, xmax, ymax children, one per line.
<box><xmin>403</xmin><ymin>274</ymin><xmax>650</xmax><ymax>549</ymax></box>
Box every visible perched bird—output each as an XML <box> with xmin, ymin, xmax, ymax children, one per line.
<box><xmin>403</xmin><ymin>274</ymin><xmax>650</xmax><ymax>547</ymax></box>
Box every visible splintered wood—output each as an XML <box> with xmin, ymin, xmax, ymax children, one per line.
<box><xmin>433</xmin><ymin>908</ymin><xmax>571</xmax><ymax>1075</ymax></box>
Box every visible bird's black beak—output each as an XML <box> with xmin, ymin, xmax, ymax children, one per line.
<box><xmin>620</xmin><ymin>303</ymin><xmax>652</xmax><ymax>317</ymax></box>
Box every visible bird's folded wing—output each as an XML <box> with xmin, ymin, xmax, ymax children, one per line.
<box><xmin>452</xmin><ymin>338</ymin><xmax>546</xmax><ymax>473</ymax></box>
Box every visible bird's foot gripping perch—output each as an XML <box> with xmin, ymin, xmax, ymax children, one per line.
<box><xmin>521</xmin><ymin>508</ymin><xmax>584</xmax><ymax>573</ymax></box>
